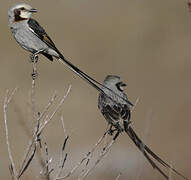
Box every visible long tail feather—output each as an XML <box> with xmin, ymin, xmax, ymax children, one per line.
<box><xmin>58</xmin><ymin>54</ymin><xmax>133</xmax><ymax>106</ymax></box>
<box><xmin>125</xmin><ymin>127</ymin><xmax>189</xmax><ymax>180</ymax></box>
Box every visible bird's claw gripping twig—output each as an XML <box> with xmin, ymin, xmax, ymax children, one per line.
<box><xmin>30</xmin><ymin>54</ymin><xmax>39</xmax><ymax>63</ymax></box>
<box><xmin>108</xmin><ymin>125</ymin><xmax>117</xmax><ymax>135</ymax></box>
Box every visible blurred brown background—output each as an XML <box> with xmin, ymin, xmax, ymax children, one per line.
<box><xmin>1</xmin><ymin>0</ymin><xmax>191</xmax><ymax>179</ymax></box>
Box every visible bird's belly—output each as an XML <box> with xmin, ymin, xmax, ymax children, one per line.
<box><xmin>14</xmin><ymin>29</ymin><xmax>48</xmax><ymax>53</ymax></box>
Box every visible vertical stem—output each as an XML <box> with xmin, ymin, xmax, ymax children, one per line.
<box><xmin>31</xmin><ymin>55</ymin><xmax>38</xmax><ymax>120</ymax></box>
<box><xmin>4</xmin><ymin>89</ymin><xmax>18</xmax><ymax>179</ymax></box>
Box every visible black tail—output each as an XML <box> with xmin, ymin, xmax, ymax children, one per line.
<box><xmin>125</xmin><ymin>127</ymin><xmax>189</xmax><ymax>180</ymax></box>
<box><xmin>58</xmin><ymin>54</ymin><xmax>133</xmax><ymax>106</ymax></box>
<box><xmin>59</xmin><ymin>54</ymin><xmax>103</xmax><ymax>93</ymax></box>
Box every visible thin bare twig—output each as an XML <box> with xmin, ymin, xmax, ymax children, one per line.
<box><xmin>39</xmin><ymin>142</ymin><xmax>53</xmax><ymax>180</ymax></box>
<box><xmin>45</xmin><ymin>142</ymin><xmax>50</xmax><ymax>178</ymax></box>
<box><xmin>38</xmin><ymin>85</ymin><xmax>72</xmax><ymax>135</ymax></box>
<box><xmin>80</xmin><ymin>139</ymin><xmax>115</xmax><ymax>180</ymax></box>
<box><xmin>56</xmin><ymin>136</ymin><xmax>69</xmax><ymax>178</ymax></box>
<box><xmin>115</xmin><ymin>172</ymin><xmax>122</xmax><ymax>180</ymax></box>
<box><xmin>4</xmin><ymin>88</ymin><xmax>18</xmax><ymax>179</ymax></box>
<box><xmin>19</xmin><ymin>92</ymin><xmax>57</xmax><ymax>175</ymax></box>
<box><xmin>18</xmin><ymin>116</ymin><xmax>41</xmax><ymax>178</ymax></box>
<box><xmin>9</xmin><ymin>164</ymin><xmax>15</xmax><ymax>180</ymax></box>
<box><xmin>31</xmin><ymin>59</ymin><xmax>38</xmax><ymax>120</ymax></box>
<box><xmin>56</xmin><ymin>128</ymin><xmax>109</xmax><ymax>180</ymax></box>
<box><xmin>18</xmin><ymin>86</ymin><xmax>71</xmax><ymax>178</ymax></box>
<box><xmin>18</xmin><ymin>144</ymin><xmax>37</xmax><ymax>179</ymax></box>
<box><xmin>61</xmin><ymin>115</ymin><xmax>68</xmax><ymax>139</ymax></box>
<box><xmin>131</xmin><ymin>96</ymin><xmax>140</xmax><ymax>113</ymax></box>
<box><xmin>56</xmin><ymin>115</ymin><xmax>69</xmax><ymax>178</ymax></box>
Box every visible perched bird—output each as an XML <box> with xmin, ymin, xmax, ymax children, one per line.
<box><xmin>8</xmin><ymin>3</ymin><xmax>131</xmax><ymax>105</ymax></box>
<box><xmin>98</xmin><ymin>75</ymin><xmax>188</xmax><ymax>180</ymax></box>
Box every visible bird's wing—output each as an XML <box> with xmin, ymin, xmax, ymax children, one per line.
<box><xmin>42</xmin><ymin>52</ymin><xmax>53</xmax><ymax>61</ymax></box>
<box><xmin>28</xmin><ymin>18</ymin><xmax>60</xmax><ymax>54</ymax></box>
<box><xmin>118</xmin><ymin>104</ymin><xmax>131</xmax><ymax>121</ymax></box>
<box><xmin>104</xmin><ymin>105</ymin><xmax>121</xmax><ymax>120</ymax></box>
<box><xmin>125</xmin><ymin>126</ymin><xmax>188</xmax><ymax>180</ymax></box>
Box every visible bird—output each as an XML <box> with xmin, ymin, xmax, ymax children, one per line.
<box><xmin>8</xmin><ymin>3</ymin><xmax>132</xmax><ymax>105</ymax></box>
<box><xmin>98</xmin><ymin>75</ymin><xmax>189</xmax><ymax>180</ymax></box>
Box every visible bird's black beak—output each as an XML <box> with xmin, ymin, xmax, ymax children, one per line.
<box><xmin>29</xmin><ymin>8</ymin><xmax>38</xmax><ymax>13</ymax></box>
<box><xmin>121</xmin><ymin>82</ymin><xmax>127</xmax><ymax>87</ymax></box>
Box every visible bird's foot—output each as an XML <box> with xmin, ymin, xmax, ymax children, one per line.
<box><xmin>108</xmin><ymin>129</ymin><xmax>114</xmax><ymax>135</ymax></box>
<box><xmin>108</xmin><ymin>127</ymin><xmax>117</xmax><ymax>135</ymax></box>
<box><xmin>113</xmin><ymin>130</ymin><xmax>120</xmax><ymax>141</ymax></box>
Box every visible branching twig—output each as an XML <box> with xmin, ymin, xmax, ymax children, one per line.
<box><xmin>56</xmin><ymin>128</ymin><xmax>109</xmax><ymax>180</ymax></box>
<box><xmin>38</xmin><ymin>85</ymin><xmax>72</xmax><ymax>135</ymax></box>
<box><xmin>18</xmin><ymin>86</ymin><xmax>71</xmax><ymax>178</ymax></box>
<box><xmin>79</xmin><ymin>139</ymin><xmax>115</xmax><ymax>180</ymax></box>
<box><xmin>19</xmin><ymin>92</ymin><xmax>57</xmax><ymax>175</ymax></box>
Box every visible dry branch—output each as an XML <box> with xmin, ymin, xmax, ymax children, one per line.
<box><xmin>4</xmin><ymin>88</ymin><xmax>18</xmax><ymax>180</ymax></box>
<box><xmin>18</xmin><ymin>85</ymin><xmax>71</xmax><ymax>178</ymax></box>
<box><xmin>79</xmin><ymin>139</ymin><xmax>115</xmax><ymax>180</ymax></box>
<box><xmin>56</xmin><ymin>128</ymin><xmax>109</xmax><ymax>180</ymax></box>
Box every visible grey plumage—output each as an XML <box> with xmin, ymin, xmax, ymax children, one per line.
<box><xmin>98</xmin><ymin>75</ymin><xmax>131</xmax><ymax>133</ymax></box>
<box><xmin>8</xmin><ymin>3</ymin><xmax>60</xmax><ymax>59</ymax></box>
<box><xmin>98</xmin><ymin>75</ymin><xmax>188</xmax><ymax>180</ymax></box>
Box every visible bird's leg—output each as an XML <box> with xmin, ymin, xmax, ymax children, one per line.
<box><xmin>29</xmin><ymin>49</ymin><xmax>44</xmax><ymax>63</ymax></box>
<box><xmin>113</xmin><ymin>130</ymin><xmax>120</xmax><ymax>141</ymax></box>
<box><xmin>29</xmin><ymin>54</ymin><xmax>37</xmax><ymax>63</ymax></box>
<box><xmin>30</xmin><ymin>53</ymin><xmax>39</xmax><ymax>63</ymax></box>
<box><xmin>108</xmin><ymin>125</ymin><xmax>117</xmax><ymax>135</ymax></box>
<box><xmin>30</xmin><ymin>50</ymin><xmax>44</xmax><ymax>79</ymax></box>
<box><xmin>31</xmin><ymin>54</ymin><xmax>39</xmax><ymax>80</ymax></box>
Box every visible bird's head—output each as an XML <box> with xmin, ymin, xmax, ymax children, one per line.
<box><xmin>103</xmin><ymin>75</ymin><xmax>127</xmax><ymax>92</ymax></box>
<box><xmin>8</xmin><ymin>3</ymin><xmax>37</xmax><ymax>23</ymax></box>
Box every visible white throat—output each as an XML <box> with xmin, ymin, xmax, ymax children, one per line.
<box><xmin>20</xmin><ymin>11</ymin><xmax>32</xmax><ymax>19</ymax></box>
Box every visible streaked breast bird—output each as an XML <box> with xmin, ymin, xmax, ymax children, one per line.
<box><xmin>98</xmin><ymin>75</ymin><xmax>189</xmax><ymax>180</ymax></box>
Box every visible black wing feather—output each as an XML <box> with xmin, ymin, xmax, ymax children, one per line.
<box><xmin>28</xmin><ymin>18</ymin><xmax>60</xmax><ymax>54</ymax></box>
<box><xmin>42</xmin><ymin>52</ymin><xmax>53</xmax><ymax>61</ymax></box>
